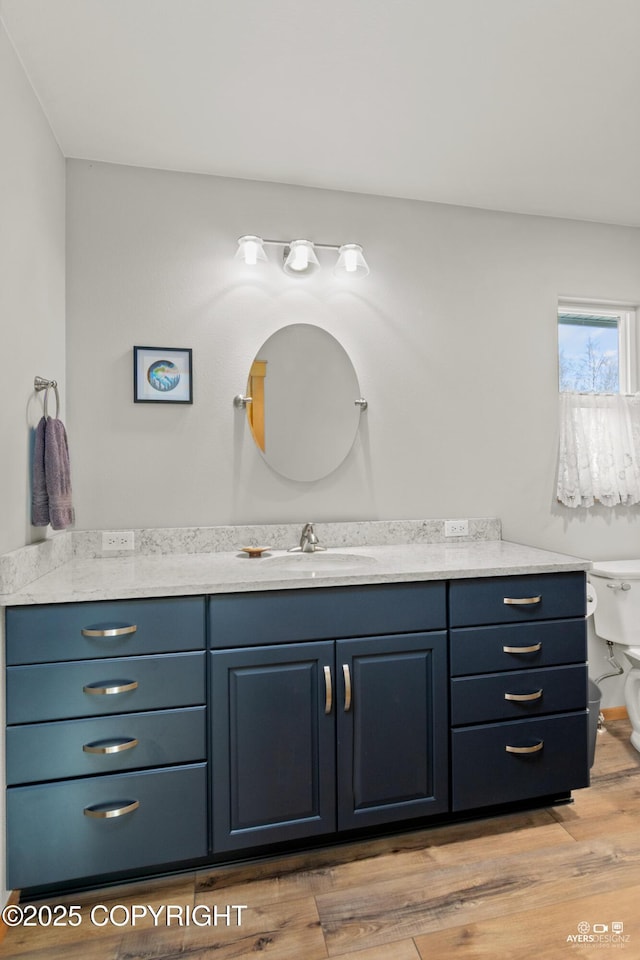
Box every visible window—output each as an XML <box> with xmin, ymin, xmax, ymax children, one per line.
<box><xmin>557</xmin><ymin>300</ymin><xmax>640</xmax><ymax>507</ymax></box>
<box><xmin>558</xmin><ymin>302</ymin><xmax>636</xmax><ymax>393</ymax></box>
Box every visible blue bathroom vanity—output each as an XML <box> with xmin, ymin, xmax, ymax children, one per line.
<box><xmin>1</xmin><ymin>535</ymin><xmax>591</xmax><ymax>894</ymax></box>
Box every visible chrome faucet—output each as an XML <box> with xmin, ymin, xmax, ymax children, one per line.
<box><xmin>289</xmin><ymin>522</ymin><xmax>325</xmax><ymax>553</ymax></box>
<box><xmin>300</xmin><ymin>522</ymin><xmax>319</xmax><ymax>552</ymax></box>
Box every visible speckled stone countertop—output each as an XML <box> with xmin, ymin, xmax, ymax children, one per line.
<box><xmin>0</xmin><ymin>531</ymin><xmax>591</xmax><ymax>607</ymax></box>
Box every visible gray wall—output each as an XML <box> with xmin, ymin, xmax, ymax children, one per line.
<box><xmin>0</xmin><ymin>18</ymin><xmax>66</xmax><ymax>557</ymax></box>
<box><xmin>0</xmin><ymin>14</ymin><xmax>65</xmax><ymax>908</ymax></box>
<box><xmin>67</xmin><ymin>159</ymin><xmax>640</xmax><ymax>563</ymax></box>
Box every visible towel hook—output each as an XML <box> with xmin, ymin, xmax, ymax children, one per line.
<box><xmin>34</xmin><ymin>376</ymin><xmax>60</xmax><ymax>419</ymax></box>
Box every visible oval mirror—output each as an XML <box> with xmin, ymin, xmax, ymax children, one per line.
<box><xmin>244</xmin><ymin>324</ymin><xmax>363</xmax><ymax>481</ymax></box>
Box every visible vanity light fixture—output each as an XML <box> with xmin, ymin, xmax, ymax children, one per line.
<box><xmin>235</xmin><ymin>236</ymin><xmax>369</xmax><ymax>278</ymax></box>
<box><xmin>235</xmin><ymin>235</ymin><xmax>268</xmax><ymax>265</ymax></box>
<box><xmin>283</xmin><ymin>239</ymin><xmax>320</xmax><ymax>276</ymax></box>
<box><xmin>334</xmin><ymin>243</ymin><xmax>370</xmax><ymax>279</ymax></box>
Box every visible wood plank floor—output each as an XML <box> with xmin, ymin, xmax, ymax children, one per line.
<box><xmin>3</xmin><ymin>719</ymin><xmax>639</xmax><ymax>960</ymax></box>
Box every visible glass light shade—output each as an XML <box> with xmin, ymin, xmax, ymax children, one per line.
<box><xmin>283</xmin><ymin>239</ymin><xmax>320</xmax><ymax>276</ymax></box>
<box><xmin>334</xmin><ymin>243</ymin><xmax>369</xmax><ymax>279</ymax></box>
<box><xmin>236</xmin><ymin>235</ymin><xmax>267</xmax><ymax>266</ymax></box>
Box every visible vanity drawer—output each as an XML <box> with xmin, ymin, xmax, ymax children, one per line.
<box><xmin>450</xmin><ymin>664</ymin><xmax>588</xmax><ymax>726</ymax></box>
<box><xmin>449</xmin><ymin>573</ymin><xmax>586</xmax><ymax>627</ymax></box>
<box><xmin>450</xmin><ymin>619</ymin><xmax>587</xmax><ymax>676</ymax></box>
<box><xmin>6</xmin><ymin>596</ymin><xmax>206</xmax><ymax>665</ymax></box>
<box><xmin>7</xmin><ymin>763</ymin><xmax>208</xmax><ymax>890</ymax></box>
<box><xmin>6</xmin><ymin>706</ymin><xmax>206</xmax><ymax>785</ymax></box>
<box><xmin>451</xmin><ymin>712</ymin><xmax>589</xmax><ymax>811</ymax></box>
<box><xmin>209</xmin><ymin>582</ymin><xmax>446</xmax><ymax>648</ymax></box>
<box><xmin>6</xmin><ymin>651</ymin><xmax>206</xmax><ymax>723</ymax></box>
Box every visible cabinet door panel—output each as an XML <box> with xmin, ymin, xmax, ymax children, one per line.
<box><xmin>337</xmin><ymin>632</ymin><xmax>448</xmax><ymax>831</ymax></box>
<box><xmin>210</xmin><ymin>642</ymin><xmax>335</xmax><ymax>853</ymax></box>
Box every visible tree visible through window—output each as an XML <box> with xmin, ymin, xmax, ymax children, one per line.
<box><xmin>558</xmin><ymin>312</ymin><xmax>620</xmax><ymax>392</ymax></box>
<box><xmin>557</xmin><ymin>302</ymin><xmax>639</xmax><ymax>508</ymax></box>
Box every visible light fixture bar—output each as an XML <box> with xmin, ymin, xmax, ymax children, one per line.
<box><xmin>236</xmin><ymin>236</ymin><xmax>369</xmax><ymax>278</ymax></box>
<box><xmin>261</xmin><ymin>239</ymin><xmax>342</xmax><ymax>250</ymax></box>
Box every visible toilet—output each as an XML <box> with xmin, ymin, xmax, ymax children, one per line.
<box><xmin>590</xmin><ymin>559</ymin><xmax>640</xmax><ymax>753</ymax></box>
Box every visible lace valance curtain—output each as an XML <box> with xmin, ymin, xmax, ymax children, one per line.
<box><xmin>557</xmin><ymin>392</ymin><xmax>640</xmax><ymax>507</ymax></box>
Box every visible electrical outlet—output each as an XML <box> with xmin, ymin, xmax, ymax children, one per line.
<box><xmin>102</xmin><ymin>531</ymin><xmax>135</xmax><ymax>551</ymax></box>
<box><xmin>444</xmin><ymin>519</ymin><xmax>469</xmax><ymax>538</ymax></box>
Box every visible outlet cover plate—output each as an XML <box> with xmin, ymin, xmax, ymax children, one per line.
<box><xmin>444</xmin><ymin>519</ymin><xmax>469</xmax><ymax>538</ymax></box>
<box><xmin>102</xmin><ymin>531</ymin><xmax>135</xmax><ymax>551</ymax></box>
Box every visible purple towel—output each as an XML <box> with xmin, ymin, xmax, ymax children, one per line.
<box><xmin>31</xmin><ymin>416</ymin><xmax>50</xmax><ymax>526</ymax></box>
<box><xmin>44</xmin><ymin>418</ymin><xmax>75</xmax><ymax>530</ymax></box>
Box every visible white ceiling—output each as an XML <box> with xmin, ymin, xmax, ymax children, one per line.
<box><xmin>3</xmin><ymin>0</ymin><xmax>640</xmax><ymax>226</ymax></box>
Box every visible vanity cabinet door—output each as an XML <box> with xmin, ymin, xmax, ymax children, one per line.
<box><xmin>336</xmin><ymin>631</ymin><xmax>449</xmax><ymax>831</ymax></box>
<box><xmin>210</xmin><ymin>641</ymin><xmax>336</xmax><ymax>854</ymax></box>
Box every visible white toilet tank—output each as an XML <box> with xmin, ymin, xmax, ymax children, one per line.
<box><xmin>590</xmin><ymin>559</ymin><xmax>640</xmax><ymax>645</ymax></box>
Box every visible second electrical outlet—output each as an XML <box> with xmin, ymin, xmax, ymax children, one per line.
<box><xmin>102</xmin><ymin>531</ymin><xmax>135</xmax><ymax>551</ymax></box>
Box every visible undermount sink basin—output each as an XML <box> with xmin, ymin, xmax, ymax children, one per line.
<box><xmin>262</xmin><ymin>551</ymin><xmax>376</xmax><ymax>574</ymax></box>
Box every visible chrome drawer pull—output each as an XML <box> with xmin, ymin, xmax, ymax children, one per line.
<box><xmin>83</xmin><ymin>680</ymin><xmax>139</xmax><ymax>696</ymax></box>
<box><xmin>503</xmin><ymin>643</ymin><xmax>542</xmax><ymax>654</ymax></box>
<box><xmin>81</xmin><ymin>624</ymin><xmax>137</xmax><ymax>638</ymax></box>
<box><xmin>324</xmin><ymin>666</ymin><xmax>333</xmax><ymax>715</ymax></box>
<box><xmin>343</xmin><ymin>664</ymin><xmax>352</xmax><ymax>712</ymax></box>
<box><xmin>83</xmin><ymin>737</ymin><xmax>139</xmax><ymax>755</ymax></box>
<box><xmin>505</xmin><ymin>740</ymin><xmax>544</xmax><ymax>754</ymax></box>
<box><xmin>84</xmin><ymin>799</ymin><xmax>140</xmax><ymax>819</ymax></box>
<box><xmin>504</xmin><ymin>690</ymin><xmax>543</xmax><ymax>702</ymax></box>
<box><xmin>503</xmin><ymin>596</ymin><xmax>541</xmax><ymax>605</ymax></box>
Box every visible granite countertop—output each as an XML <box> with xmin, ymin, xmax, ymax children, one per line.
<box><xmin>0</xmin><ymin>539</ymin><xmax>591</xmax><ymax>607</ymax></box>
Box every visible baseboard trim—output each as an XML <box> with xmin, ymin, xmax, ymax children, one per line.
<box><xmin>601</xmin><ymin>706</ymin><xmax>628</xmax><ymax>721</ymax></box>
<box><xmin>0</xmin><ymin>891</ymin><xmax>20</xmax><ymax>943</ymax></box>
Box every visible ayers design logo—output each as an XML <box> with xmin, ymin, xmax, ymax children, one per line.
<box><xmin>566</xmin><ymin>920</ymin><xmax>631</xmax><ymax>945</ymax></box>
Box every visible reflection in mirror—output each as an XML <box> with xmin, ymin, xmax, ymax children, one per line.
<box><xmin>245</xmin><ymin>324</ymin><xmax>363</xmax><ymax>481</ymax></box>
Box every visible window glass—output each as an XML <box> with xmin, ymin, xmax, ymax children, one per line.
<box><xmin>558</xmin><ymin>312</ymin><xmax>620</xmax><ymax>392</ymax></box>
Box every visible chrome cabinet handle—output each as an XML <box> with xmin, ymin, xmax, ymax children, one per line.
<box><xmin>504</xmin><ymin>689</ymin><xmax>543</xmax><ymax>702</ymax></box>
<box><xmin>83</xmin><ymin>737</ymin><xmax>139</xmax><ymax>755</ymax></box>
<box><xmin>324</xmin><ymin>665</ymin><xmax>333</xmax><ymax>715</ymax></box>
<box><xmin>84</xmin><ymin>799</ymin><xmax>140</xmax><ymax>819</ymax></box>
<box><xmin>505</xmin><ymin>740</ymin><xmax>544</xmax><ymax>754</ymax></box>
<box><xmin>503</xmin><ymin>596</ymin><xmax>541</xmax><ymax>606</ymax></box>
<box><xmin>83</xmin><ymin>680</ymin><xmax>139</xmax><ymax>695</ymax></box>
<box><xmin>81</xmin><ymin>624</ymin><xmax>137</xmax><ymax>638</ymax></box>
<box><xmin>343</xmin><ymin>664</ymin><xmax>352</xmax><ymax>712</ymax></box>
<box><xmin>503</xmin><ymin>643</ymin><xmax>542</xmax><ymax>654</ymax></box>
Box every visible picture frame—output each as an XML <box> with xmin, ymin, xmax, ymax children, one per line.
<box><xmin>133</xmin><ymin>346</ymin><xmax>193</xmax><ymax>404</ymax></box>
